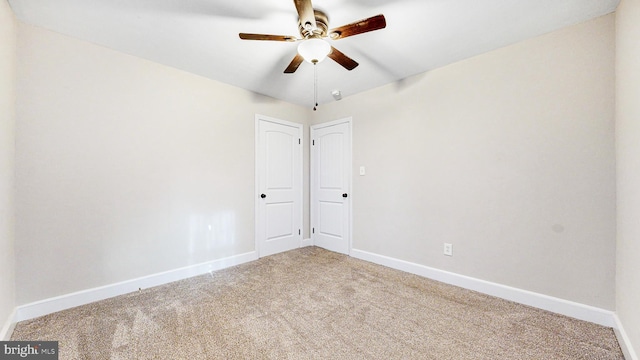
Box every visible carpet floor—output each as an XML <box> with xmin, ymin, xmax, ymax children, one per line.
<box><xmin>12</xmin><ymin>247</ymin><xmax>624</xmax><ymax>359</ymax></box>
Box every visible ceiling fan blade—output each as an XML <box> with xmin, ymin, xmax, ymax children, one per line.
<box><xmin>328</xmin><ymin>47</ymin><xmax>359</xmax><ymax>71</ymax></box>
<box><xmin>329</xmin><ymin>14</ymin><xmax>386</xmax><ymax>40</ymax></box>
<box><xmin>293</xmin><ymin>0</ymin><xmax>317</xmax><ymax>32</ymax></box>
<box><xmin>239</xmin><ymin>33</ymin><xmax>297</xmax><ymax>42</ymax></box>
<box><xmin>284</xmin><ymin>54</ymin><xmax>305</xmax><ymax>73</ymax></box>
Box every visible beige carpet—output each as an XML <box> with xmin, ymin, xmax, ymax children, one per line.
<box><xmin>12</xmin><ymin>247</ymin><xmax>624</xmax><ymax>359</ymax></box>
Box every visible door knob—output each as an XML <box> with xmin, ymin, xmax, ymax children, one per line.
<box><xmin>342</xmin><ymin>193</ymin><xmax>348</xmax><ymax>198</ymax></box>
<box><xmin>261</xmin><ymin>194</ymin><xmax>266</xmax><ymax>199</ymax></box>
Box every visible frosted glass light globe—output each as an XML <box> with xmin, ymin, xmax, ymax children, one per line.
<box><xmin>297</xmin><ymin>38</ymin><xmax>331</xmax><ymax>63</ymax></box>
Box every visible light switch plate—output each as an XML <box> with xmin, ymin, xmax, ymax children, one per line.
<box><xmin>444</xmin><ymin>243</ymin><xmax>453</xmax><ymax>256</ymax></box>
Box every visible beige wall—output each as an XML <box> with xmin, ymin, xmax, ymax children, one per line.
<box><xmin>8</xmin><ymin>2</ymin><xmax>622</xmax><ymax>324</ymax></box>
<box><xmin>15</xmin><ymin>24</ymin><xmax>310</xmax><ymax>305</ymax></box>
<box><xmin>312</xmin><ymin>15</ymin><xmax>616</xmax><ymax>309</ymax></box>
<box><xmin>616</xmin><ymin>0</ymin><xmax>640</xmax><ymax>355</ymax></box>
<box><xmin>0</xmin><ymin>0</ymin><xmax>16</xmax><ymax>335</ymax></box>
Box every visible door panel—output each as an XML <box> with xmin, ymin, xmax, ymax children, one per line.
<box><xmin>319</xmin><ymin>133</ymin><xmax>344</xmax><ymax>188</ymax></box>
<box><xmin>266</xmin><ymin>131</ymin><xmax>294</xmax><ymax>189</ymax></box>
<box><xmin>256</xmin><ymin>116</ymin><xmax>302</xmax><ymax>257</ymax></box>
<box><xmin>319</xmin><ymin>201</ymin><xmax>343</xmax><ymax>237</ymax></box>
<box><xmin>266</xmin><ymin>202</ymin><xmax>294</xmax><ymax>240</ymax></box>
<box><xmin>311</xmin><ymin>119</ymin><xmax>351</xmax><ymax>255</ymax></box>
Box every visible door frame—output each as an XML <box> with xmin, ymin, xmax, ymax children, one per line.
<box><xmin>255</xmin><ymin>114</ymin><xmax>304</xmax><ymax>257</ymax></box>
<box><xmin>310</xmin><ymin>117</ymin><xmax>353</xmax><ymax>254</ymax></box>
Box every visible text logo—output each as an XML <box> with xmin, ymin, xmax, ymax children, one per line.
<box><xmin>0</xmin><ymin>342</ymin><xmax>58</xmax><ymax>359</ymax></box>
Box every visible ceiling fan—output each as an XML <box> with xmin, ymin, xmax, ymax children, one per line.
<box><xmin>239</xmin><ymin>0</ymin><xmax>386</xmax><ymax>74</ymax></box>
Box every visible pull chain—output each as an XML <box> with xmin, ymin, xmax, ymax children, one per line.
<box><xmin>313</xmin><ymin>60</ymin><xmax>318</xmax><ymax>111</ymax></box>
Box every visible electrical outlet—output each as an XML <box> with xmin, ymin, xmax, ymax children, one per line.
<box><xmin>443</xmin><ymin>243</ymin><xmax>453</xmax><ymax>256</ymax></box>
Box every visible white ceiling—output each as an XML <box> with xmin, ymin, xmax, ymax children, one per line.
<box><xmin>8</xmin><ymin>0</ymin><xmax>619</xmax><ymax>107</ymax></box>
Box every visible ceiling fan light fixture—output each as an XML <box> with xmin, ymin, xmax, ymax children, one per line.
<box><xmin>297</xmin><ymin>38</ymin><xmax>331</xmax><ymax>63</ymax></box>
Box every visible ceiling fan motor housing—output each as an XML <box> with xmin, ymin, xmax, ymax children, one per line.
<box><xmin>299</xmin><ymin>10</ymin><xmax>329</xmax><ymax>38</ymax></box>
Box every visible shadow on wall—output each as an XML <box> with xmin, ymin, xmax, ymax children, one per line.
<box><xmin>393</xmin><ymin>72</ymin><xmax>429</xmax><ymax>92</ymax></box>
<box><xmin>251</xmin><ymin>91</ymin><xmax>282</xmax><ymax>104</ymax></box>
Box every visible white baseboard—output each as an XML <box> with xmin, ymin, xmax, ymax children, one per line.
<box><xmin>614</xmin><ymin>314</ymin><xmax>639</xmax><ymax>360</ymax></box>
<box><xmin>8</xmin><ymin>246</ymin><xmax>633</xmax><ymax>356</ymax></box>
<box><xmin>350</xmin><ymin>248</ymin><xmax>616</xmax><ymax>328</ymax></box>
<box><xmin>1</xmin><ymin>308</ymin><xmax>17</xmax><ymax>340</ymax></box>
<box><xmin>15</xmin><ymin>251</ymin><xmax>258</xmax><ymax>322</ymax></box>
